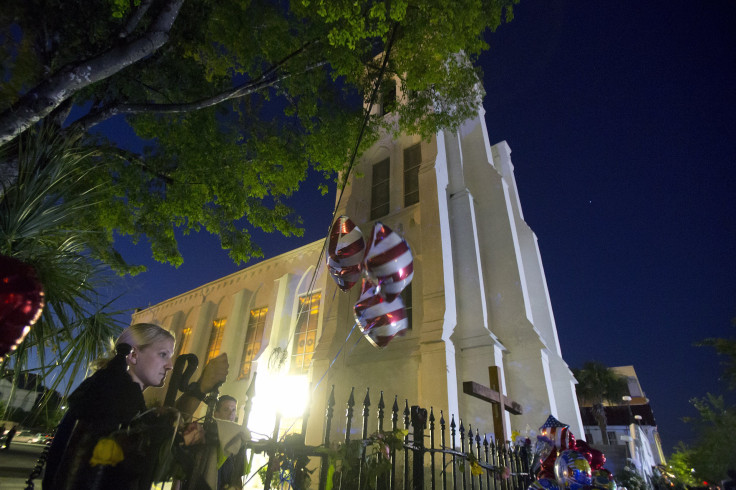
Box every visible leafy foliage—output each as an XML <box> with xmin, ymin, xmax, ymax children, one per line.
<box><xmin>650</xmin><ymin>465</ymin><xmax>689</xmax><ymax>490</ymax></box>
<box><xmin>666</xmin><ymin>445</ymin><xmax>698</xmax><ymax>487</ymax></box>
<box><xmin>696</xmin><ymin>318</ymin><xmax>736</xmax><ymax>390</ymax></box>
<box><xmin>573</xmin><ymin>362</ymin><xmax>629</xmax><ymax>407</ymax></box>
<box><xmin>669</xmin><ymin>324</ymin><xmax>736</xmax><ymax>485</ymax></box>
<box><xmin>319</xmin><ymin>428</ymin><xmax>407</xmax><ymax>490</ymax></box>
<box><xmin>258</xmin><ymin>433</ymin><xmax>315</xmax><ymax>489</ymax></box>
<box><xmin>674</xmin><ymin>393</ymin><xmax>736</xmax><ymax>483</ymax></box>
<box><xmin>614</xmin><ymin>464</ymin><xmax>648</xmax><ymax>490</ymax></box>
<box><xmin>1</xmin><ymin>0</ymin><xmax>518</xmax><ymax>269</ymax></box>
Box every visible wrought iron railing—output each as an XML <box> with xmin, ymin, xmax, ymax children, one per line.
<box><xmin>246</xmin><ymin>385</ymin><xmax>533</xmax><ymax>490</ymax></box>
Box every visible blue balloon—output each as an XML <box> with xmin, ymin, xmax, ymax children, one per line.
<box><xmin>554</xmin><ymin>450</ymin><xmax>592</xmax><ymax>488</ymax></box>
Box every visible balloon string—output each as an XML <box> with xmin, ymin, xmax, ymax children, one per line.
<box><xmin>344</xmin><ymin>328</ymin><xmax>364</xmax><ymax>358</ymax></box>
<box><xmin>280</xmin><ymin>21</ymin><xmax>399</xmax><ymax>354</ymax></box>
<box><xmin>310</xmin><ymin>321</ymin><xmax>358</xmax><ymax>396</ymax></box>
<box><xmin>272</xmin><ymin>24</ymin><xmax>399</xmax><ymax>443</ymax></box>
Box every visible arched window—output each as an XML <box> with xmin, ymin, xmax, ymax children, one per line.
<box><xmin>238</xmin><ymin>307</ymin><xmax>268</xmax><ymax>380</ymax></box>
<box><xmin>175</xmin><ymin>327</ymin><xmax>192</xmax><ymax>358</ymax></box>
<box><xmin>206</xmin><ymin>318</ymin><xmax>227</xmax><ymax>361</ymax></box>
<box><xmin>290</xmin><ymin>292</ymin><xmax>321</xmax><ymax>374</ymax></box>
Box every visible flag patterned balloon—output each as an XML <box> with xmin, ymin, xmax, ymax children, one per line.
<box><xmin>539</xmin><ymin>415</ymin><xmax>575</xmax><ymax>450</ymax></box>
<box><xmin>541</xmin><ymin>426</ymin><xmax>576</xmax><ymax>451</ymax></box>
<box><xmin>539</xmin><ymin>415</ymin><xmax>569</xmax><ymax>430</ymax></box>
<box><xmin>354</xmin><ymin>279</ymin><xmax>408</xmax><ymax>348</ymax></box>
<box><xmin>327</xmin><ymin>216</ymin><xmax>366</xmax><ymax>291</ymax></box>
<box><xmin>363</xmin><ymin>222</ymin><xmax>413</xmax><ymax>300</ymax></box>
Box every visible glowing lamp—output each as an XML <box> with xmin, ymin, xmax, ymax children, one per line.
<box><xmin>247</xmin><ymin>372</ymin><xmax>310</xmax><ymax>437</ymax></box>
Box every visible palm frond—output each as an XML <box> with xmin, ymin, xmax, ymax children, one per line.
<box><xmin>0</xmin><ymin>125</ymin><xmax>131</xmax><ymax>418</ymax></box>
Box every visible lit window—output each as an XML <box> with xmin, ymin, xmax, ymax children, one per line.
<box><xmin>371</xmin><ymin>158</ymin><xmax>390</xmax><ymax>219</ymax></box>
<box><xmin>176</xmin><ymin>327</ymin><xmax>192</xmax><ymax>358</ymax></box>
<box><xmin>239</xmin><ymin>307</ymin><xmax>268</xmax><ymax>380</ymax></box>
<box><xmin>206</xmin><ymin>318</ymin><xmax>227</xmax><ymax>362</ymax></box>
<box><xmin>404</xmin><ymin>143</ymin><xmax>421</xmax><ymax>206</ymax></box>
<box><xmin>291</xmin><ymin>293</ymin><xmax>321</xmax><ymax>374</ymax></box>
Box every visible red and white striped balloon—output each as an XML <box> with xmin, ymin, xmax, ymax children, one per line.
<box><xmin>327</xmin><ymin>216</ymin><xmax>366</xmax><ymax>291</ymax></box>
<box><xmin>354</xmin><ymin>279</ymin><xmax>409</xmax><ymax>348</ymax></box>
<box><xmin>363</xmin><ymin>222</ymin><xmax>413</xmax><ymax>300</ymax></box>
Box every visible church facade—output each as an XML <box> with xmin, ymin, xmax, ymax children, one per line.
<box><xmin>132</xmin><ymin>100</ymin><xmax>584</xmax><ymax>444</ymax></box>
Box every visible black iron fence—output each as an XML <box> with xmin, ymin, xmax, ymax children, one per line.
<box><xmin>247</xmin><ymin>386</ymin><xmax>534</xmax><ymax>490</ymax></box>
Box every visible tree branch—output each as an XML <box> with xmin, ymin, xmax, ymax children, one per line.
<box><xmin>69</xmin><ymin>60</ymin><xmax>327</xmax><ymax>133</ymax></box>
<box><xmin>106</xmin><ymin>145</ymin><xmax>175</xmax><ymax>185</ymax></box>
<box><xmin>0</xmin><ymin>0</ymin><xmax>185</xmax><ymax>147</ymax></box>
<box><xmin>118</xmin><ymin>0</ymin><xmax>154</xmax><ymax>39</ymax></box>
<box><xmin>65</xmin><ymin>35</ymin><xmax>324</xmax><ymax>134</ymax></box>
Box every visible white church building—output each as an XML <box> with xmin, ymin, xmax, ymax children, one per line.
<box><xmin>133</xmin><ymin>90</ymin><xmax>584</xmax><ymax>446</ymax></box>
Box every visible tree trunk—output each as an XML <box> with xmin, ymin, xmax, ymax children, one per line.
<box><xmin>0</xmin><ymin>0</ymin><xmax>185</xmax><ymax>147</ymax></box>
<box><xmin>592</xmin><ymin>403</ymin><xmax>610</xmax><ymax>445</ymax></box>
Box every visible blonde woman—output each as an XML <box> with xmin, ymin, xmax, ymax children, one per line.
<box><xmin>43</xmin><ymin>323</ymin><xmax>228</xmax><ymax>489</ymax></box>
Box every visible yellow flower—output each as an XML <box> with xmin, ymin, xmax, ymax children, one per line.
<box><xmin>89</xmin><ymin>437</ymin><xmax>124</xmax><ymax>467</ymax></box>
<box><xmin>470</xmin><ymin>461</ymin><xmax>484</xmax><ymax>477</ymax></box>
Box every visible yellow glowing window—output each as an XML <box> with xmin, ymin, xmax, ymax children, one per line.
<box><xmin>206</xmin><ymin>318</ymin><xmax>227</xmax><ymax>362</ymax></box>
<box><xmin>291</xmin><ymin>292</ymin><xmax>321</xmax><ymax>374</ymax></box>
<box><xmin>176</xmin><ymin>327</ymin><xmax>192</xmax><ymax>358</ymax></box>
<box><xmin>238</xmin><ymin>307</ymin><xmax>268</xmax><ymax>380</ymax></box>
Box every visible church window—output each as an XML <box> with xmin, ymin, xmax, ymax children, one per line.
<box><xmin>238</xmin><ymin>307</ymin><xmax>268</xmax><ymax>380</ymax></box>
<box><xmin>404</xmin><ymin>143</ymin><xmax>421</xmax><ymax>206</ymax></box>
<box><xmin>379</xmin><ymin>79</ymin><xmax>396</xmax><ymax>116</ymax></box>
<box><xmin>206</xmin><ymin>318</ymin><xmax>227</xmax><ymax>362</ymax></box>
<box><xmin>401</xmin><ymin>282</ymin><xmax>413</xmax><ymax>329</ymax></box>
<box><xmin>175</xmin><ymin>327</ymin><xmax>192</xmax><ymax>358</ymax></box>
<box><xmin>291</xmin><ymin>292</ymin><xmax>321</xmax><ymax>374</ymax></box>
<box><xmin>370</xmin><ymin>158</ymin><xmax>390</xmax><ymax>219</ymax></box>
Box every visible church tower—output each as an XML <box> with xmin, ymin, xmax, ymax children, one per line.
<box><xmin>309</xmin><ymin>92</ymin><xmax>584</xmax><ymax>441</ymax></box>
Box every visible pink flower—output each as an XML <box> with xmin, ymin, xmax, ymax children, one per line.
<box><xmin>501</xmin><ymin>467</ymin><xmax>511</xmax><ymax>480</ymax></box>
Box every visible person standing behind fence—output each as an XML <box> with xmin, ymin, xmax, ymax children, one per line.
<box><xmin>213</xmin><ymin>394</ymin><xmax>240</xmax><ymax>490</ymax></box>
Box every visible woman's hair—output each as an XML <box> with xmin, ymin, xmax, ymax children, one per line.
<box><xmin>93</xmin><ymin>323</ymin><xmax>175</xmax><ymax>371</ymax></box>
<box><xmin>116</xmin><ymin>322</ymin><xmax>176</xmax><ymax>351</ymax></box>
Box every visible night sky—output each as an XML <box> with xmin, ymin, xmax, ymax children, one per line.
<box><xmin>103</xmin><ymin>1</ymin><xmax>736</xmax><ymax>454</ymax></box>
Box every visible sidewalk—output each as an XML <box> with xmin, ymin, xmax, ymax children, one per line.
<box><xmin>0</xmin><ymin>442</ymin><xmax>44</xmax><ymax>489</ymax></box>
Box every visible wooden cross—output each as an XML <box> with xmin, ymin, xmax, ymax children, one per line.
<box><xmin>462</xmin><ymin>366</ymin><xmax>522</xmax><ymax>443</ymax></box>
